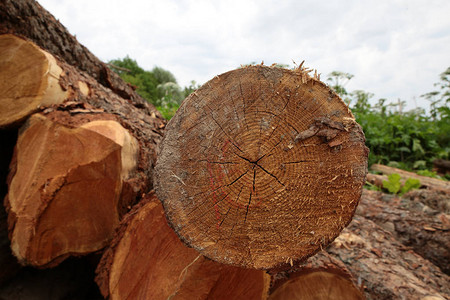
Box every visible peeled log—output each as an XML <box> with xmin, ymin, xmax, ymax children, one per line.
<box><xmin>155</xmin><ymin>65</ymin><xmax>369</xmax><ymax>269</ymax></box>
<box><xmin>5</xmin><ymin>113</ymin><xmax>138</xmax><ymax>267</ymax></box>
<box><xmin>95</xmin><ymin>192</ymin><xmax>270</xmax><ymax>300</ymax></box>
<box><xmin>269</xmin><ymin>252</ymin><xmax>364</xmax><ymax>300</ymax></box>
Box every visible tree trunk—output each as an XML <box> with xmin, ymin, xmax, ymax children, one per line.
<box><xmin>370</xmin><ymin>164</ymin><xmax>450</xmax><ymax>193</ymax></box>
<box><xmin>155</xmin><ymin>65</ymin><xmax>369</xmax><ymax>269</ymax></box>
<box><xmin>433</xmin><ymin>159</ymin><xmax>450</xmax><ymax>176</ymax></box>
<box><xmin>95</xmin><ymin>192</ymin><xmax>270</xmax><ymax>300</ymax></box>
<box><xmin>269</xmin><ymin>251</ymin><xmax>364</xmax><ymax>300</ymax></box>
<box><xmin>356</xmin><ymin>190</ymin><xmax>450</xmax><ymax>274</ymax></box>
<box><xmin>327</xmin><ymin>215</ymin><xmax>450</xmax><ymax>299</ymax></box>
<box><xmin>2</xmin><ymin>35</ymin><xmax>165</xmax><ymax>267</ymax></box>
<box><xmin>0</xmin><ymin>0</ymin><xmax>158</xmax><ymax>115</ymax></box>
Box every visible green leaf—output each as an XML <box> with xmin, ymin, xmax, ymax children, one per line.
<box><xmin>412</xmin><ymin>139</ymin><xmax>425</xmax><ymax>154</ymax></box>
<box><xmin>400</xmin><ymin>178</ymin><xmax>421</xmax><ymax>195</ymax></box>
<box><xmin>382</xmin><ymin>173</ymin><xmax>402</xmax><ymax>194</ymax></box>
<box><xmin>413</xmin><ymin>160</ymin><xmax>426</xmax><ymax>169</ymax></box>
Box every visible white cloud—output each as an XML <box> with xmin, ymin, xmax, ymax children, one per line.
<box><xmin>39</xmin><ymin>0</ymin><xmax>450</xmax><ymax>110</ymax></box>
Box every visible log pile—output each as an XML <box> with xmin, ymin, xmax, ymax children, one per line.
<box><xmin>1</xmin><ymin>1</ymin><xmax>449</xmax><ymax>299</ymax></box>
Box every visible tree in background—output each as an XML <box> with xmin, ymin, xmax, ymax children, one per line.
<box><xmin>327</xmin><ymin>68</ymin><xmax>449</xmax><ymax>172</ymax></box>
<box><xmin>108</xmin><ymin>56</ymin><xmax>200</xmax><ymax>119</ymax></box>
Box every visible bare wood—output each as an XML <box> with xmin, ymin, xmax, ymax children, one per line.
<box><xmin>269</xmin><ymin>252</ymin><xmax>364</xmax><ymax>300</ymax></box>
<box><xmin>371</xmin><ymin>164</ymin><xmax>450</xmax><ymax>192</ymax></box>
<box><xmin>95</xmin><ymin>192</ymin><xmax>270</xmax><ymax>300</ymax></box>
<box><xmin>0</xmin><ymin>34</ymin><xmax>68</xmax><ymax>127</ymax></box>
<box><xmin>5</xmin><ymin>114</ymin><xmax>139</xmax><ymax>267</ymax></box>
<box><xmin>328</xmin><ymin>215</ymin><xmax>450</xmax><ymax>299</ymax></box>
<box><xmin>155</xmin><ymin>65</ymin><xmax>368</xmax><ymax>269</ymax></box>
<box><xmin>0</xmin><ymin>0</ymin><xmax>160</xmax><ymax>117</ymax></box>
<box><xmin>2</xmin><ymin>35</ymin><xmax>164</xmax><ymax>267</ymax></box>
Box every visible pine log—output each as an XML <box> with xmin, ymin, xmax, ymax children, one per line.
<box><xmin>269</xmin><ymin>252</ymin><xmax>364</xmax><ymax>300</ymax></box>
<box><xmin>370</xmin><ymin>164</ymin><xmax>450</xmax><ymax>193</ymax></box>
<box><xmin>327</xmin><ymin>215</ymin><xmax>450</xmax><ymax>299</ymax></box>
<box><xmin>356</xmin><ymin>190</ymin><xmax>450</xmax><ymax>274</ymax></box>
<box><xmin>433</xmin><ymin>159</ymin><xmax>450</xmax><ymax>176</ymax></box>
<box><xmin>155</xmin><ymin>65</ymin><xmax>369</xmax><ymax>269</ymax></box>
<box><xmin>0</xmin><ymin>0</ymin><xmax>157</xmax><ymax>116</ymax></box>
<box><xmin>95</xmin><ymin>192</ymin><xmax>270</xmax><ymax>300</ymax></box>
<box><xmin>2</xmin><ymin>35</ymin><xmax>165</xmax><ymax>267</ymax></box>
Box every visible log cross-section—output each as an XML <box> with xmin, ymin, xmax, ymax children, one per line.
<box><xmin>155</xmin><ymin>65</ymin><xmax>369</xmax><ymax>269</ymax></box>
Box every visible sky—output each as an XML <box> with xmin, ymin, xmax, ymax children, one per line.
<box><xmin>38</xmin><ymin>0</ymin><xmax>450</xmax><ymax>111</ymax></box>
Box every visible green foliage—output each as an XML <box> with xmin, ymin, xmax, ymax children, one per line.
<box><xmin>382</xmin><ymin>174</ymin><xmax>421</xmax><ymax>195</ymax></box>
<box><xmin>327</xmin><ymin>68</ymin><xmax>450</xmax><ymax>171</ymax></box>
<box><xmin>108</xmin><ymin>56</ymin><xmax>201</xmax><ymax>119</ymax></box>
<box><xmin>401</xmin><ymin>178</ymin><xmax>421</xmax><ymax>195</ymax></box>
<box><xmin>383</xmin><ymin>173</ymin><xmax>402</xmax><ymax>194</ymax></box>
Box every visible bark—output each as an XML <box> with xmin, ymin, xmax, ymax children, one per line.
<box><xmin>2</xmin><ymin>35</ymin><xmax>165</xmax><ymax>267</ymax></box>
<box><xmin>370</xmin><ymin>164</ymin><xmax>450</xmax><ymax>193</ymax></box>
<box><xmin>327</xmin><ymin>215</ymin><xmax>450</xmax><ymax>300</ymax></box>
<box><xmin>155</xmin><ymin>65</ymin><xmax>369</xmax><ymax>269</ymax></box>
<box><xmin>433</xmin><ymin>159</ymin><xmax>450</xmax><ymax>176</ymax></box>
<box><xmin>95</xmin><ymin>192</ymin><xmax>270</xmax><ymax>300</ymax></box>
<box><xmin>0</xmin><ymin>0</ymin><xmax>159</xmax><ymax>116</ymax></box>
<box><xmin>356</xmin><ymin>190</ymin><xmax>450</xmax><ymax>274</ymax></box>
<box><xmin>269</xmin><ymin>252</ymin><xmax>364</xmax><ymax>300</ymax></box>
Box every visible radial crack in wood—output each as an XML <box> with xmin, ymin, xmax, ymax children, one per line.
<box><xmin>95</xmin><ymin>192</ymin><xmax>270</xmax><ymax>300</ymax></box>
<box><xmin>5</xmin><ymin>114</ymin><xmax>138</xmax><ymax>267</ymax></box>
<box><xmin>155</xmin><ymin>65</ymin><xmax>369</xmax><ymax>269</ymax></box>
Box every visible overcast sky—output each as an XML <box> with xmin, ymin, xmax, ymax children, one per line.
<box><xmin>39</xmin><ymin>0</ymin><xmax>450</xmax><ymax>111</ymax></box>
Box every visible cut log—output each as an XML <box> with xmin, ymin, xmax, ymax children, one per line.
<box><xmin>433</xmin><ymin>159</ymin><xmax>450</xmax><ymax>176</ymax></box>
<box><xmin>155</xmin><ymin>65</ymin><xmax>369</xmax><ymax>269</ymax></box>
<box><xmin>0</xmin><ymin>0</ymin><xmax>158</xmax><ymax>116</ymax></box>
<box><xmin>356</xmin><ymin>190</ymin><xmax>450</xmax><ymax>274</ymax></box>
<box><xmin>370</xmin><ymin>164</ymin><xmax>450</xmax><ymax>193</ymax></box>
<box><xmin>5</xmin><ymin>114</ymin><xmax>138</xmax><ymax>267</ymax></box>
<box><xmin>0</xmin><ymin>34</ymin><xmax>69</xmax><ymax>127</ymax></box>
<box><xmin>2</xmin><ymin>35</ymin><xmax>165</xmax><ymax>267</ymax></box>
<box><xmin>328</xmin><ymin>215</ymin><xmax>450</xmax><ymax>299</ymax></box>
<box><xmin>95</xmin><ymin>192</ymin><xmax>270</xmax><ymax>300</ymax></box>
<box><xmin>269</xmin><ymin>252</ymin><xmax>364</xmax><ymax>300</ymax></box>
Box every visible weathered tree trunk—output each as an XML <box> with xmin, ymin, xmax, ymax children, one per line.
<box><xmin>0</xmin><ymin>0</ymin><xmax>157</xmax><ymax>115</ymax></box>
<box><xmin>1</xmin><ymin>34</ymin><xmax>165</xmax><ymax>267</ymax></box>
<box><xmin>269</xmin><ymin>251</ymin><xmax>364</xmax><ymax>300</ymax></box>
<box><xmin>433</xmin><ymin>159</ymin><xmax>450</xmax><ymax>176</ymax></box>
<box><xmin>356</xmin><ymin>190</ymin><xmax>450</xmax><ymax>274</ymax></box>
<box><xmin>327</xmin><ymin>215</ymin><xmax>450</xmax><ymax>299</ymax></box>
<box><xmin>155</xmin><ymin>65</ymin><xmax>369</xmax><ymax>269</ymax></box>
<box><xmin>95</xmin><ymin>192</ymin><xmax>270</xmax><ymax>300</ymax></box>
<box><xmin>370</xmin><ymin>164</ymin><xmax>450</xmax><ymax>193</ymax></box>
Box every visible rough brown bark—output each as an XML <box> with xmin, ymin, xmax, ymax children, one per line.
<box><xmin>433</xmin><ymin>159</ymin><xmax>450</xmax><ymax>176</ymax></box>
<box><xmin>356</xmin><ymin>190</ymin><xmax>450</xmax><ymax>274</ymax></box>
<box><xmin>269</xmin><ymin>251</ymin><xmax>364</xmax><ymax>300</ymax></box>
<box><xmin>0</xmin><ymin>0</ymin><xmax>158</xmax><ymax>116</ymax></box>
<box><xmin>95</xmin><ymin>192</ymin><xmax>270</xmax><ymax>300</ymax></box>
<box><xmin>2</xmin><ymin>35</ymin><xmax>165</xmax><ymax>267</ymax></box>
<box><xmin>327</xmin><ymin>214</ymin><xmax>450</xmax><ymax>299</ymax></box>
<box><xmin>370</xmin><ymin>164</ymin><xmax>450</xmax><ymax>193</ymax></box>
<box><xmin>155</xmin><ymin>65</ymin><xmax>369</xmax><ymax>269</ymax></box>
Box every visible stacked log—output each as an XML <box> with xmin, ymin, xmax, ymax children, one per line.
<box><xmin>0</xmin><ymin>1</ymin><xmax>449</xmax><ymax>299</ymax></box>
